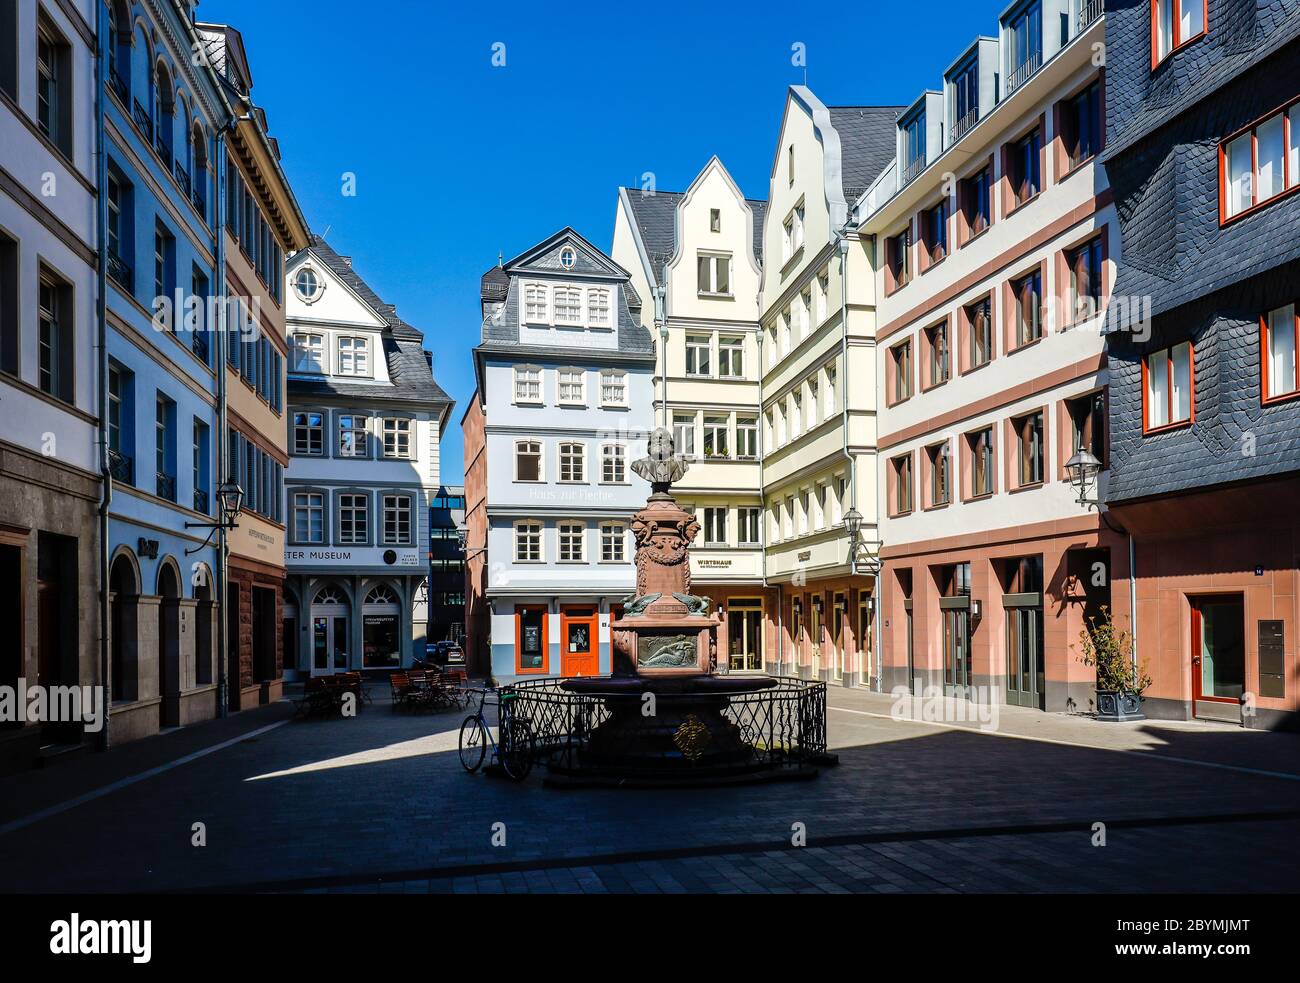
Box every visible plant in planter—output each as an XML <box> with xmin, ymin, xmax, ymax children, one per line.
<box><xmin>1075</xmin><ymin>606</ymin><xmax>1152</xmax><ymax>722</ymax></box>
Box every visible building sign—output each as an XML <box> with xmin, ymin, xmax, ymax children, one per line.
<box><xmin>797</xmin><ymin>550</ymin><xmax>812</xmax><ymax>562</ymax></box>
<box><xmin>363</xmin><ymin>615</ymin><xmax>400</xmax><ymax>668</ymax></box>
<box><xmin>285</xmin><ymin>547</ymin><xmax>422</xmax><ymax>568</ymax></box>
<box><xmin>698</xmin><ymin>559</ymin><xmax>732</xmax><ymax>569</ymax></box>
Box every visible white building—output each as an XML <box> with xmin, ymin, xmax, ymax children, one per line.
<box><xmin>282</xmin><ymin>236</ymin><xmax>452</xmax><ymax>677</ymax></box>
<box><xmin>464</xmin><ymin>228</ymin><xmax>655</xmax><ymax>682</ymax></box>
<box><xmin>611</xmin><ymin>157</ymin><xmax>773</xmax><ymax>673</ymax></box>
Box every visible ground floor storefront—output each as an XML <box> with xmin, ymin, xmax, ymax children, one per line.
<box><xmin>227</xmin><ymin>557</ymin><xmax>284</xmax><ymax>709</ymax></box>
<box><xmin>1110</xmin><ymin>477</ymin><xmax>1300</xmax><ymax>729</ymax></box>
<box><xmin>878</xmin><ymin>516</ymin><xmax>1127</xmax><ymax>713</ymax></box>
<box><xmin>283</xmin><ymin>572</ymin><xmax>428</xmax><ymax>678</ymax></box>
<box><xmin>0</xmin><ymin>449</ymin><xmax>101</xmax><ymax>773</ymax></box>
<box><xmin>775</xmin><ymin>574</ymin><xmax>878</xmax><ymax>685</ymax></box>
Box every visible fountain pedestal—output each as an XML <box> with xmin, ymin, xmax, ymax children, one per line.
<box><xmin>558</xmin><ymin>429</ymin><xmax>801</xmax><ymax>781</ymax></box>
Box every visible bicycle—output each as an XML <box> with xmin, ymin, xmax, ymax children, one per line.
<box><xmin>458</xmin><ymin>686</ymin><xmax>534</xmax><ymax>781</ymax></box>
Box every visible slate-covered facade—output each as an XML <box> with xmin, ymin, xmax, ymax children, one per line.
<box><xmin>1103</xmin><ymin>0</ymin><xmax>1300</xmax><ymax>727</ymax></box>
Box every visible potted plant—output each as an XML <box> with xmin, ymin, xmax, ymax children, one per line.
<box><xmin>1075</xmin><ymin>607</ymin><xmax>1151</xmax><ymax>722</ymax></box>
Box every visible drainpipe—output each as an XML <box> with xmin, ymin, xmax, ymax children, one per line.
<box><xmin>1128</xmin><ymin>532</ymin><xmax>1138</xmax><ymax>679</ymax></box>
<box><xmin>94</xmin><ymin>1</ymin><xmax>111</xmax><ymax>750</ymax></box>
<box><xmin>835</xmin><ymin>222</ymin><xmax>866</xmax><ymax>683</ymax></box>
<box><xmin>654</xmin><ymin>285</ymin><xmax>667</xmax><ymax>430</ymax></box>
<box><xmin>214</xmin><ymin>127</ymin><xmax>229</xmax><ymax>717</ymax></box>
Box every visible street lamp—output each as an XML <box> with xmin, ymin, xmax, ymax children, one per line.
<box><xmin>842</xmin><ymin>508</ymin><xmax>879</xmax><ymax>576</ymax></box>
<box><xmin>1065</xmin><ymin>448</ymin><xmax>1103</xmax><ymax>508</ymax></box>
<box><xmin>184</xmin><ymin>477</ymin><xmax>244</xmax><ymax>554</ymax></box>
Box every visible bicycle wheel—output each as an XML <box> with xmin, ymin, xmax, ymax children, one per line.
<box><xmin>458</xmin><ymin>715</ymin><xmax>487</xmax><ymax>773</ymax></box>
<box><xmin>499</xmin><ymin>717</ymin><xmax>534</xmax><ymax>782</ymax></box>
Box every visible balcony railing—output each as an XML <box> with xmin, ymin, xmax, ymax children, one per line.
<box><xmin>155</xmin><ymin>129</ymin><xmax>172</xmax><ymax>165</ymax></box>
<box><xmin>951</xmin><ymin>107</ymin><xmax>979</xmax><ymax>143</ymax></box>
<box><xmin>173</xmin><ymin>161</ymin><xmax>191</xmax><ymax>197</ymax></box>
<box><xmin>190</xmin><ymin>182</ymin><xmax>206</xmax><ymax>220</ymax></box>
<box><xmin>900</xmin><ymin>155</ymin><xmax>926</xmax><ymax>186</ymax></box>
<box><xmin>107</xmin><ymin>251</ymin><xmax>132</xmax><ymax>292</ymax></box>
<box><xmin>193</xmin><ymin>488</ymin><xmax>209</xmax><ymax>515</ymax></box>
<box><xmin>108</xmin><ymin>449</ymin><xmax>133</xmax><ymax>484</ymax></box>
<box><xmin>1007</xmin><ymin>49</ymin><xmax>1043</xmax><ymax>94</ymax></box>
<box><xmin>132</xmin><ymin>99</ymin><xmax>152</xmax><ymax>142</ymax></box>
<box><xmin>191</xmin><ymin>331</ymin><xmax>209</xmax><ymax>363</ymax></box>
<box><xmin>109</xmin><ymin>67</ymin><xmax>128</xmax><ymax>106</ymax></box>
<box><xmin>1078</xmin><ymin>0</ymin><xmax>1103</xmax><ymax>31</ymax></box>
<box><xmin>156</xmin><ymin>472</ymin><xmax>176</xmax><ymax>502</ymax></box>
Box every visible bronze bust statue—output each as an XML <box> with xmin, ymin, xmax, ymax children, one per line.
<box><xmin>631</xmin><ymin>427</ymin><xmax>689</xmax><ymax>498</ymax></box>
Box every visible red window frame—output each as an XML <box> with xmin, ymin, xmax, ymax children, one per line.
<box><xmin>1150</xmin><ymin>0</ymin><xmax>1208</xmax><ymax>70</ymax></box>
<box><xmin>1261</xmin><ymin>303</ymin><xmax>1300</xmax><ymax>405</ymax></box>
<box><xmin>1218</xmin><ymin>96</ymin><xmax>1300</xmax><ymax>226</ymax></box>
<box><xmin>1141</xmin><ymin>340</ymin><xmax>1195</xmax><ymax>434</ymax></box>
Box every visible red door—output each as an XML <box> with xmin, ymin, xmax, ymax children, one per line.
<box><xmin>560</xmin><ymin>606</ymin><xmax>599</xmax><ymax>677</ymax></box>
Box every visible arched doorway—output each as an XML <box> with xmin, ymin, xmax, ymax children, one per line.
<box><xmin>109</xmin><ymin>551</ymin><xmax>140</xmax><ymax>703</ymax></box>
<box><xmin>310</xmin><ymin>584</ymin><xmax>349</xmax><ymax>676</ymax></box>
<box><xmin>158</xmin><ymin>561</ymin><xmax>182</xmax><ymax>728</ymax></box>
<box><xmin>362</xmin><ymin>583</ymin><xmax>402</xmax><ymax>669</ymax></box>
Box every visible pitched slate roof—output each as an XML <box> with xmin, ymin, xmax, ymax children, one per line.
<box><xmin>622</xmin><ymin>188</ymin><xmax>767</xmax><ymax>287</ymax></box>
<box><xmin>827</xmin><ymin>106</ymin><xmax>905</xmax><ymax>203</ymax></box>
<box><xmin>288</xmin><ymin>236</ymin><xmax>452</xmax><ymax>406</ymax></box>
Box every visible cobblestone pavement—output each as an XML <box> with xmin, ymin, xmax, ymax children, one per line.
<box><xmin>1</xmin><ymin>685</ymin><xmax>1298</xmax><ymax>893</ymax></box>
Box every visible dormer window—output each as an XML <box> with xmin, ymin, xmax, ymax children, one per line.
<box><xmin>901</xmin><ymin>111</ymin><xmax>926</xmax><ymax>184</ymax></box>
<box><xmin>587</xmin><ymin>287</ymin><xmax>611</xmax><ymax>327</ymax></box>
<box><xmin>337</xmin><ymin>335</ymin><xmax>369</xmax><ymax>376</ymax></box>
<box><xmin>560</xmin><ymin>246</ymin><xmax>576</xmax><ymax>269</ymax></box>
<box><xmin>950</xmin><ymin>55</ymin><xmax>979</xmax><ymax>142</ymax></box>
<box><xmin>524</xmin><ymin>283</ymin><xmax>549</xmax><ymax>323</ymax></box>
<box><xmin>1006</xmin><ymin>1</ymin><xmax>1042</xmax><ymax>93</ymax></box>
<box><xmin>553</xmin><ymin>286</ymin><xmax>582</xmax><ymax>325</ymax></box>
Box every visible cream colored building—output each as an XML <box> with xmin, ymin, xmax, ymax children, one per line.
<box><xmin>758</xmin><ymin>88</ymin><xmax>901</xmax><ymax>684</ymax></box>
<box><xmin>612</xmin><ymin>157</ymin><xmax>772</xmax><ymax>672</ymax></box>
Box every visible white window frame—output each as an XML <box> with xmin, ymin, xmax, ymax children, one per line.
<box><xmin>558</xmin><ymin>441</ymin><xmax>586</xmax><ymax>483</ymax></box>
<box><xmin>558</xmin><ymin>520</ymin><xmax>586</xmax><ymax>562</ymax></box>
<box><xmin>697</xmin><ymin>252</ymin><xmax>732</xmax><ymax>296</ymax></box>
<box><xmin>337</xmin><ymin>335</ymin><xmax>370</xmax><ymax>376</ymax></box>
<box><xmin>558</xmin><ymin>367</ymin><xmax>586</xmax><ymax>405</ymax></box>
<box><xmin>524</xmin><ymin>283</ymin><xmax>549</xmax><ymax>324</ymax></box>
<box><xmin>339</xmin><ymin>493</ymin><xmax>369</xmax><ymax>545</ymax></box>
<box><xmin>738</xmin><ymin>507</ymin><xmax>761</xmax><ymax>547</ymax></box>
<box><xmin>703</xmin><ymin>507</ymin><xmax>728</xmax><ymax>546</ymax></box>
<box><xmin>514</xmin><ymin>364</ymin><xmax>542</xmax><ymax>404</ymax></box>
<box><xmin>586</xmin><ymin>287</ymin><xmax>612</xmax><ymax>328</ymax></box>
<box><xmin>291</xmin><ymin>332</ymin><xmax>324</xmax><ymax>373</ymax></box>
<box><xmin>736</xmin><ymin>416</ymin><xmax>758</xmax><ymax>460</ymax></box>
<box><xmin>673</xmin><ymin>413</ymin><xmax>696</xmax><ymax>458</ymax></box>
<box><xmin>685</xmin><ymin>334</ymin><xmax>712</xmax><ymax>377</ymax></box>
<box><xmin>381</xmin><ymin>418</ymin><xmax>412</xmax><ymax>459</ymax></box>
<box><xmin>293</xmin><ymin>491</ymin><xmax>324</xmax><ymax>544</ymax></box>
<box><xmin>600</xmin><ymin>521</ymin><xmax>626</xmax><ymax>562</ymax></box>
<box><xmin>337</xmin><ymin>413</ymin><xmax>369</xmax><ymax>458</ymax></box>
<box><xmin>381</xmin><ymin>493</ymin><xmax>413</xmax><ymax>545</ymax></box>
<box><xmin>514</xmin><ymin>520</ymin><xmax>543</xmax><ymax>562</ymax></box>
<box><xmin>703</xmin><ymin>415</ymin><xmax>730</xmax><ymax>459</ymax></box>
<box><xmin>601</xmin><ymin>443</ymin><xmax>626</xmax><ymax>483</ymax></box>
<box><xmin>718</xmin><ymin>335</ymin><xmax>744</xmax><ymax>377</ymax></box>
<box><xmin>515</xmin><ymin>439</ymin><xmax>543</xmax><ymax>482</ymax></box>
<box><xmin>553</xmin><ymin>285</ymin><xmax>582</xmax><ymax>325</ymax></box>
<box><xmin>599</xmin><ymin>368</ymin><xmax>627</xmax><ymax>407</ymax></box>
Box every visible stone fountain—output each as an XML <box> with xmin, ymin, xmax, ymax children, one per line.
<box><xmin>555</xmin><ymin>428</ymin><xmax>825</xmax><ymax>782</ymax></box>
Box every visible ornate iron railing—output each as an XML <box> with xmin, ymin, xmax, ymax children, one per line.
<box><xmin>107</xmin><ymin>251</ymin><xmax>132</xmax><ymax>291</ymax></box>
<box><xmin>1078</xmin><ymin>0</ymin><xmax>1103</xmax><ymax>31</ymax></box>
<box><xmin>132</xmin><ymin>99</ymin><xmax>152</xmax><ymax>142</ymax></box>
<box><xmin>108</xmin><ymin>449</ymin><xmax>133</xmax><ymax>484</ymax></box>
<box><xmin>173</xmin><ymin>160</ymin><xmax>191</xmax><ymax>196</ymax></box>
<box><xmin>190</xmin><ymin>181</ymin><xmax>206</xmax><ymax>219</ymax></box>
<box><xmin>191</xmin><ymin>330</ymin><xmax>209</xmax><ymax>363</ymax></box>
<box><xmin>155</xmin><ymin>127</ymin><xmax>172</xmax><ymax>164</ymax></box>
<box><xmin>500</xmin><ymin>676</ymin><xmax>831</xmax><ymax>782</ymax></box>
<box><xmin>1007</xmin><ymin>50</ymin><xmax>1042</xmax><ymax>94</ymax></box>
<box><xmin>156</xmin><ymin>471</ymin><xmax>176</xmax><ymax>502</ymax></box>
<box><xmin>193</xmin><ymin>488</ymin><xmax>209</xmax><ymax>514</ymax></box>
<box><xmin>109</xmin><ymin>67</ymin><xmax>129</xmax><ymax>106</ymax></box>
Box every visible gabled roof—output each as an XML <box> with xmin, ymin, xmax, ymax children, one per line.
<box><xmin>475</xmin><ymin>228</ymin><xmax>655</xmax><ymax>358</ymax></box>
<box><xmin>288</xmin><ymin>236</ymin><xmax>452</xmax><ymax>408</ymax></box>
<box><xmin>621</xmin><ymin>185</ymin><xmax>767</xmax><ymax>288</ymax></box>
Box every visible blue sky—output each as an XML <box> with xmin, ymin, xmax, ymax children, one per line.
<box><xmin>205</xmin><ymin>0</ymin><xmax>996</xmax><ymax>482</ymax></box>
